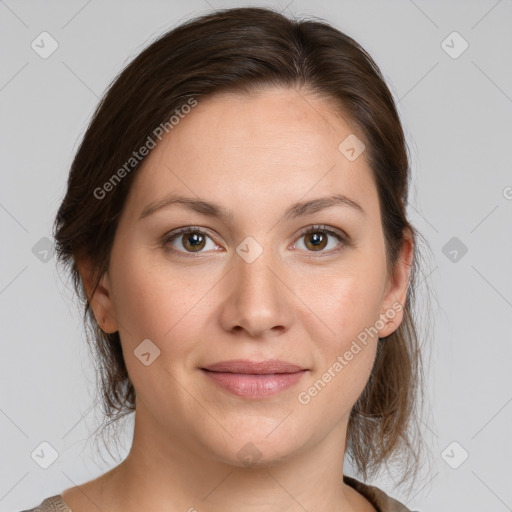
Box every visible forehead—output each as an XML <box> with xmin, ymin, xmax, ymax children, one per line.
<box><xmin>125</xmin><ymin>87</ymin><xmax>379</xmax><ymax>222</ymax></box>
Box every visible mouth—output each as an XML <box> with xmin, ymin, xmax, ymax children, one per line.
<box><xmin>202</xmin><ymin>359</ymin><xmax>306</xmax><ymax>374</ymax></box>
<box><xmin>200</xmin><ymin>359</ymin><xmax>308</xmax><ymax>399</ymax></box>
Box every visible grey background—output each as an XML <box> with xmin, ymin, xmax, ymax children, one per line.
<box><xmin>1</xmin><ymin>0</ymin><xmax>511</xmax><ymax>510</ymax></box>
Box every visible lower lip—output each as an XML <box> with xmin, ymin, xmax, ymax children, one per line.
<box><xmin>201</xmin><ymin>369</ymin><xmax>307</xmax><ymax>398</ymax></box>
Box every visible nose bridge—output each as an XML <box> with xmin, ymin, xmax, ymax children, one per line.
<box><xmin>237</xmin><ymin>242</ymin><xmax>276</xmax><ymax>294</ymax></box>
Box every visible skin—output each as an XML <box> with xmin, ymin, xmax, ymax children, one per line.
<box><xmin>66</xmin><ymin>86</ymin><xmax>413</xmax><ymax>512</ymax></box>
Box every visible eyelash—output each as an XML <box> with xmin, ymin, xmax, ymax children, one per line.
<box><xmin>162</xmin><ymin>224</ymin><xmax>350</xmax><ymax>258</ymax></box>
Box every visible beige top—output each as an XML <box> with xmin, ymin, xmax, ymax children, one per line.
<box><xmin>20</xmin><ymin>475</ymin><xmax>411</xmax><ymax>512</ymax></box>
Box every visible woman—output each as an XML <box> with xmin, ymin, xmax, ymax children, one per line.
<box><xmin>22</xmin><ymin>6</ymin><xmax>428</xmax><ymax>512</ymax></box>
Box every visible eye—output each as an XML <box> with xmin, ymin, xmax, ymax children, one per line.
<box><xmin>164</xmin><ymin>227</ymin><xmax>220</xmax><ymax>254</ymax></box>
<box><xmin>293</xmin><ymin>225</ymin><xmax>347</xmax><ymax>254</ymax></box>
<box><xmin>163</xmin><ymin>224</ymin><xmax>349</xmax><ymax>256</ymax></box>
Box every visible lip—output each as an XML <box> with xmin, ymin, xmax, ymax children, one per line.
<box><xmin>201</xmin><ymin>359</ymin><xmax>308</xmax><ymax>399</ymax></box>
<box><xmin>203</xmin><ymin>359</ymin><xmax>305</xmax><ymax>374</ymax></box>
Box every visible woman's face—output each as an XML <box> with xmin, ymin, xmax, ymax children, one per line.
<box><xmin>88</xmin><ymin>87</ymin><xmax>410</xmax><ymax>466</ymax></box>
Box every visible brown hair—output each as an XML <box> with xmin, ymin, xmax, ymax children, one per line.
<box><xmin>53</xmin><ymin>6</ymin><xmax>431</xmax><ymax>491</ymax></box>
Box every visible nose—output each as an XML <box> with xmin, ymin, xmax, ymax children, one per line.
<box><xmin>218</xmin><ymin>244</ymin><xmax>293</xmax><ymax>339</ymax></box>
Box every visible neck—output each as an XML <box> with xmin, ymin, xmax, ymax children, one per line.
<box><xmin>94</xmin><ymin>403</ymin><xmax>362</xmax><ymax>512</ymax></box>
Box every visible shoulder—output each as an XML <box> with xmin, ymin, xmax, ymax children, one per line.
<box><xmin>343</xmin><ymin>474</ymin><xmax>412</xmax><ymax>512</ymax></box>
<box><xmin>19</xmin><ymin>495</ymin><xmax>72</xmax><ymax>512</ymax></box>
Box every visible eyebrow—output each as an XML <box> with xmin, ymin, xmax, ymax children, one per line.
<box><xmin>139</xmin><ymin>192</ymin><xmax>365</xmax><ymax>222</ymax></box>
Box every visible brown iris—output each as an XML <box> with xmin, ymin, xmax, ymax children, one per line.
<box><xmin>182</xmin><ymin>231</ymin><xmax>206</xmax><ymax>252</ymax></box>
<box><xmin>304</xmin><ymin>231</ymin><xmax>328</xmax><ymax>251</ymax></box>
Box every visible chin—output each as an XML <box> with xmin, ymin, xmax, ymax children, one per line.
<box><xmin>205</xmin><ymin>431</ymin><xmax>309</xmax><ymax>470</ymax></box>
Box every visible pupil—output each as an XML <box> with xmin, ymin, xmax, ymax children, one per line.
<box><xmin>188</xmin><ymin>233</ymin><xmax>202</xmax><ymax>246</ymax></box>
<box><xmin>310</xmin><ymin>233</ymin><xmax>322</xmax><ymax>245</ymax></box>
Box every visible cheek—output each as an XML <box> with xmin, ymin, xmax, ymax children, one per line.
<box><xmin>304</xmin><ymin>268</ymin><xmax>386</xmax><ymax>345</ymax></box>
<box><xmin>110</xmin><ymin>249</ymin><xmax>216</xmax><ymax>358</ymax></box>
<box><xmin>109</xmin><ymin>258</ymin><xmax>204</xmax><ymax>396</ymax></box>
<box><xmin>322</xmin><ymin>279</ymin><xmax>380</xmax><ymax>378</ymax></box>
<box><xmin>298</xmin><ymin>274</ymin><xmax>380</xmax><ymax>413</ymax></box>
<box><xmin>297</xmin><ymin>247</ymin><xmax>387</xmax><ymax>388</ymax></box>
<box><xmin>109</xmin><ymin>251</ymin><xmax>175</xmax><ymax>340</ymax></box>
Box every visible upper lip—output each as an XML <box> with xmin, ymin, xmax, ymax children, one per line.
<box><xmin>201</xmin><ymin>359</ymin><xmax>306</xmax><ymax>374</ymax></box>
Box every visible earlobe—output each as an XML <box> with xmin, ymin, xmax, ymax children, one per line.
<box><xmin>377</xmin><ymin>313</ymin><xmax>401</xmax><ymax>339</ymax></box>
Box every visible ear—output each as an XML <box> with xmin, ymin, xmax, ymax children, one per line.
<box><xmin>377</xmin><ymin>229</ymin><xmax>414</xmax><ymax>338</ymax></box>
<box><xmin>76</xmin><ymin>256</ymin><xmax>119</xmax><ymax>334</ymax></box>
